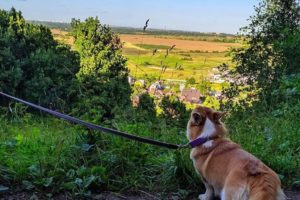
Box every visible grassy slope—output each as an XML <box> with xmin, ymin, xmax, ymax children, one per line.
<box><xmin>0</xmin><ymin>112</ymin><xmax>200</xmax><ymax>197</ymax></box>
<box><xmin>227</xmin><ymin>106</ymin><xmax>300</xmax><ymax>186</ymax></box>
<box><xmin>1</xmin><ymin>24</ymin><xmax>297</xmax><ymax>197</ymax></box>
<box><xmin>1</xmin><ymin>102</ymin><xmax>299</xmax><ymax>198</ymax></box>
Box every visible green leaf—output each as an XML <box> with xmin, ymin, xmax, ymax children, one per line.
<box><xmin>83</xmin><ymin>175</ymin><xmax>96</xmax><ymax>188</ymax></box>
<box><xmin>74</xmin><ymin>178</ymin><xmax>83</xmax><ymax>187</ymax></box>
<box><xmin>43</xmin><ymin>177</ymin><xmax>53</xmax><ymax>187</ymax></box>
<box><xmin>22</xmin><ymin>180</ymin><xmax>35</xmax><ymax>190</ymax></box>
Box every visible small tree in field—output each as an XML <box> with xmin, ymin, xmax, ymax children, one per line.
<box><xmin>71</xmin><ymin>17</ymin><xmax>131</xmax><ymax>122</ymax></box>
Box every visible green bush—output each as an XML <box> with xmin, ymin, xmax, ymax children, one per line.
<box><xmin>221</xmin><ymin>0</ymin><xmax>300</xmax><ymax>108</ymax></box>
<box><xmin>70</xmin><ymin>17</ymin><xmax>131</xmax><ymax>122</ymax></box>
<box><xmin>0</xmin><ymin>8</ymin><xmax>80</xmax><ymax>111</ymax></box>
<box><xmin>136</xmin><ymin>93</ymin><xmax>156</xmax><ymax>120</ymax></box>
<box><xmin>159</xmin><ymin>96</ymin><xmax>190</xmax><ymax>127</ymax></box>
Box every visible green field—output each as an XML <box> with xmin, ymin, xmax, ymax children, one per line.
<box><xmin>49</xmin><ymin>26</ymin><xmax>236</xmax><ymax>82</ymax></box>
<box><xmin>122</xmin><ymin>42</ymin><xmax>232</xmax><ymax>81</ymax></box>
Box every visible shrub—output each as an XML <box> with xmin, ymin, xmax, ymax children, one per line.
<box><xmin>70</xmin><ymin>17</ymin><xmax>131</xmax><ymax>122</ymax></box>
<box><xmin>221</xmin><ymin>0</ymin><xmax>300</xmax><ymax>107</ymax></box>
<box><xmin>159</xmin><ymin>96</ymin><xmax>189</xmax><ymax>127</ymax></box>
<box><xmin>136</xmin><ymin>93</ymin><xmax>156</xmax><ymax>120</ymax></box>
<box><xmin>0</xmin><ymin>8</ymin><xmax>80</xmax><ymax>111</ymax></box>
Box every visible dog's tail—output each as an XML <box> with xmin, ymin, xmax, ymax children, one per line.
<box><xmin>246</xmin><ymin>161</ymin><xmax>286</xmax><ymax>200</ymax></box>
<box><xmin>249</xmin><ymin>185</ymin><xmax>286</xmax><ymax>200</ymax></box>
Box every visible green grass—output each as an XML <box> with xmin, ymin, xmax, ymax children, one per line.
<box><xmin>125</xmin><ymin>49</ymin><xmax>230</xmax><ymax>80</ymax></box>
<box><xmin>0</xmin><ymin>110</ymin><xmax>201</xmax><ymax>198</ymax></box>
<box><xmin>0</xmin><ymin>100</ymin><xmax>299</xmax><ymax>197</ymax></box>
<box><xmin>226</xmin><ymin>102</ymin><xmax>300</xmax><ymax>186</ymax></box>
<box><xmin>135</xmin><ymin>44</ymin><xmax>172</xmax><ymax>50</ymax></box>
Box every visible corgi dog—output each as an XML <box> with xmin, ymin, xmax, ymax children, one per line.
<box><xmin>186</xmin><ymin>106</ymin><xmax>285</xmax><ymax>200</ymax></box>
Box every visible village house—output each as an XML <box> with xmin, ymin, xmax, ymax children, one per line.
<box><xmin>131</xmin><ymin>95</ymin><xmax>140</xmax><ymax>107</ymax></box>
<box><xmin>179</xmin><ymin>88</ymin><xmax>203</xmax><ymax>104</ymax></box>
<box><xmin>148</xmin><ymin>81</ymin><xmax>165</xmax><ymax>98</ymax></box>
<box><xmin>208</xmin><ymin>91</ymin><xmax>222</xmax><ymax>99</ymax></box>
<box><xmin>128</xmin><ymin>76</ymin><xmax>135</xmax><ymax>85</ymax></box>
<box><xmin>211</xmin><ymin>67</ymin><xmax>225</xmax><ymax>83</ymax></box>
<box><xmin>131</xmin><ymin>89</ymin><xmax>148</xmax><ymax>106</ymax></box>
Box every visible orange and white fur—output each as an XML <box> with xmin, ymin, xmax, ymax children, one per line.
<box><xmin>187</xmin><ymin>106</ymin><xmax>285</xmax><ymax>200</ymax></box>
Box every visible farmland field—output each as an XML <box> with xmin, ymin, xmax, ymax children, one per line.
<box><xmin>51</xmin><ymin>29</ymin><xmax>240</xmax><ymax>81</ymax></box>
<box><xmin>120</xmin><ymin>34</ymin><xmax>240</xmax><ymax>52</ymax></box>
<box><xmin>119</xmin><ymin>34</ymin><xmax>240</xmax><ymax>81</ymax></box>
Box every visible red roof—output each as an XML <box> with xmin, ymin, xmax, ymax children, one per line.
<box><xmin>180</xmin><ymin>88</ymin><xmax>201</xmax><ymax>103</ymax></box>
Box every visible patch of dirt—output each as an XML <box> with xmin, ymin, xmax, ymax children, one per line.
<box><xmin>285</xmin><ymin>190</ymin><xmax>300</xmax><ymax>200</ymax></box>
<box><xmin>1</xmin><ymin>189</ymin><xmax>299</xmax><ymax>200</ymax></box>
<box><xmin>0</xmin><ymin>190</ymin><xmax>156</xmax><ymax>200</ymax></box>
<box><xmin>119</xmin><ymin>34</ymin><xmax>240</xmax><ymax>52</ymax></box>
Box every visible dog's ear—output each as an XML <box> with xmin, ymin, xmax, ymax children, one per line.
<box><xmin>213</xmin><ymin>111</ymin><xmax>225</xmax><ymax>123</ymax></box>
<box><xmin>192</xmin><ymin>112</ymin><xmax>202</xmax><ymax>125</ymax></box>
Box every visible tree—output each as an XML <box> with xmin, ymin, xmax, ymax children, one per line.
<box><xmin>70</xmin><ymin>17</ymin><xmax>131</xmax><ymax>122</ymax></box>
<box><xmin>221</xmin><ymin>0</ymin><xmax>300</xmax><ymax>108</ymax></box>
<box><xmin>0</xmin><ymin>8</ymin><xmax>80</xmax><ymax>111</ymax></box>
<box><xmin>136</xmin><ymin>93</ymin><xmax>156</xmax><ymax>120</ymax></box>
<box><xmin>186</xmin><ymin>77</ymin><xmax>196</xmax><ymax>85</ymax></box>
<box><xmin>159</xmin><ymin>96</ymin><xmax>189</xmax><ymax>126</ymax></box>
<box><xmin>22</xmin><ymin>45</ymin><xmax>80</xmax><ymax>110</ymax></box>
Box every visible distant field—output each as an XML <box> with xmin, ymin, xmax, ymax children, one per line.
<box><xmin>120</xmin><ymin>34</ymin><xmax>238</xmax><ymax>81</ymax></box>
<box><xmin>50</xmin><ymin>28</ymin><xmax>238</xmax><ymax>81</ymax></box>
<box><xmin>51</xmin><ymin>29</ymin><xmax>73</xmax><ymax>46</ymax></box>
<box><xmin>124</xmin><ymin>50</ymin><xmax>230</xmax><ymax>81</ymax></box>
<box><xmin>120</xmin><ymin>34</ymin><xmax>240</xmax><ymax>52</ymax></box>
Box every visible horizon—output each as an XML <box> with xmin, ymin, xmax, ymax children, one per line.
<box><xmin>0</xmin><ymin>0</ymin><xmax>260</xmax><ymax>34</ymax></box>
<box><xmin>28</xmin><ymin>20</ymin><xmax>239</xmax><ymax>35</ymax></box>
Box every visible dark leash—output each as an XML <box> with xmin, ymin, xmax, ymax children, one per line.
<box><xmin>0</xmin><ymin>92</ymin><xmax>192</xmax><ymax>150</ymax></box>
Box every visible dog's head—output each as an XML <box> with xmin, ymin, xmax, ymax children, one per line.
<box><xmin>186</xmin><ymin>106</ymin><xmax>227</xmax><ymax>141</ymax></box>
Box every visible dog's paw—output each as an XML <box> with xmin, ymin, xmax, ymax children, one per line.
<box><xmin>198</xmin><ymin>193</ymin><xmax>211</xmax><ymax>200</ymax></box>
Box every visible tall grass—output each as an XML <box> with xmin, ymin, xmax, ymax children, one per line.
<box><xmin>0</xmin><ymin>99</ymin><xmax>299</xmax><ymax>197</ymax></box>
<box><xmin>226</xmin><ymin>101</ymin><xmax>300</xmax><ymax>187</ymax></box>
<box><xmin>0</xmin><ymin>108</ymin><xmax>202</xmax><ymax>198</ymax></box>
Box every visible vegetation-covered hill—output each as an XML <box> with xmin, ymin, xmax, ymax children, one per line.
<box><xmin>1</xmin><ymin>0</ymin><xmax>300</xmax><ymax>199</ymax></box>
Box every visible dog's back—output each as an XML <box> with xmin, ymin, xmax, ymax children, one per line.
<box><xmin>193</xmin><ymin>140</ymin><xmax>285</xmax><ymax>200</ymax></box>
<box><xmin>201</xmin><ymin>140</ymin><xmax>286</xmax><ymax>200</ymax></box>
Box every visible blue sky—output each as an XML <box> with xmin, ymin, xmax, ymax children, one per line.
<box><xmin>0</xmin><ymin>0</ymin><xmax>260</xmax><ymax>34</ymax></box>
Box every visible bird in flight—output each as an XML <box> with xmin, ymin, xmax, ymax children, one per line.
<box><xmin>143</xmin><ymin>19</ymin><xmax>150</xmax><ymax>31</ymax></box>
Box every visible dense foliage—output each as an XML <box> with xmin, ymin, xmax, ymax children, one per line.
<box><xmin>159</xmin><ymin>96</ymin><xmax>189</xmax><ymax>127</ymax></box>
<box><xmin>70</xmin><ymin>17</ymin><xmax>131</xmax><ymax>122</ymax></box>
<box><xmin>0</xmin><ymin>8</ymin><xmax>196</xmax><ymax>198</ymax></box>
<box><xmin>220</xmin><ymin>0</ymin><xmax>300</xmax><ymax>187</ymax></box>
<box><xmin>136</xmin><ymin>93</ymin><xmax>156</xmax><ymax>120</ymax></box>
<box><xmin>221</xmin><ymin>0</ymin><xmax>300</xmax><ymax>108</ymax></box>
<box><xmin>0</xmin><ymin>8</ymin><xmax>80</xmax><ymax>111</ymax></box>
<box><xmin>0</xmin><ymin>0</ymin><xmax>300</xmax><ymax>198</ymax></box>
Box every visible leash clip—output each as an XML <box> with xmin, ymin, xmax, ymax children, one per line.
<box><xmin>178</xmin><ymin>143</ymin><xmax>190</xmax><ymax>149</ymax></box>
